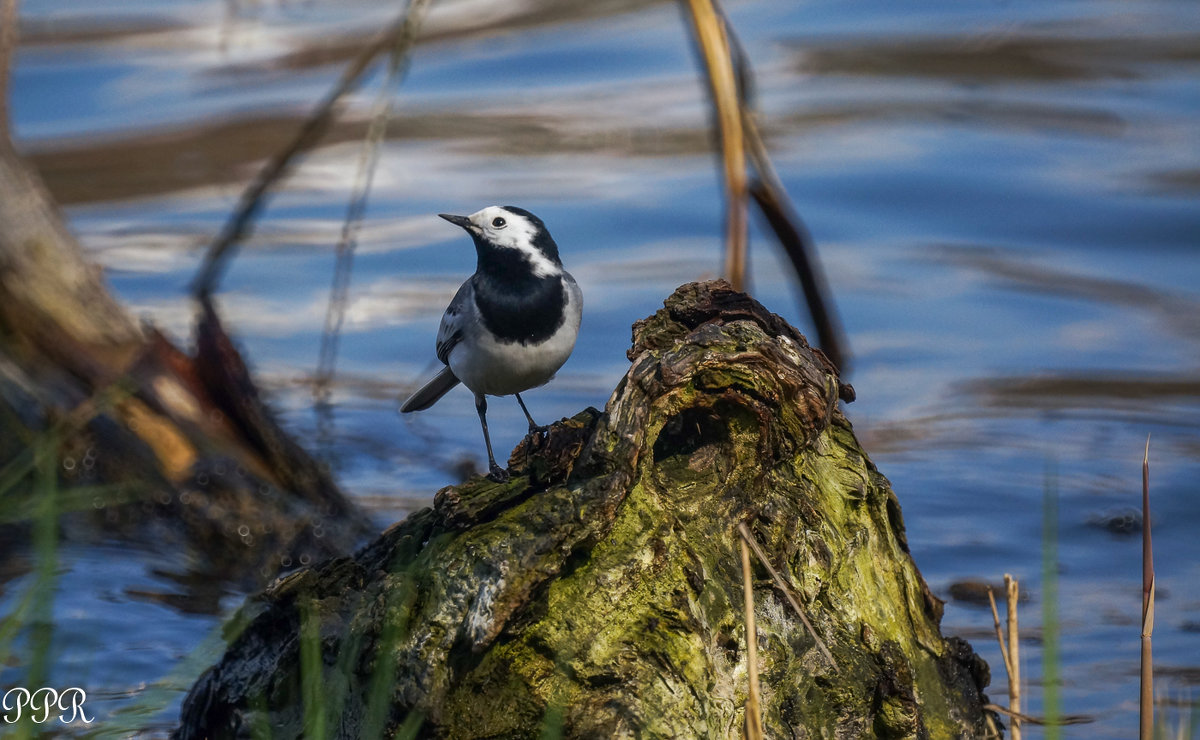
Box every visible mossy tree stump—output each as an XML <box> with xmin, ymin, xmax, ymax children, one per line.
<box><xmin>177</xmin><ymin>281</ymin><xmax>995</xmax><ymax>739</ymax></box>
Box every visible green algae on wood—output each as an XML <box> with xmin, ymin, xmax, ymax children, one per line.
<box><xmin>176</xmin><ymin>280</ymin><xmax>995</xmax><ymax>739</ymax></box>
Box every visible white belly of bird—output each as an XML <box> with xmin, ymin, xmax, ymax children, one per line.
<box><xmin>448</xmin><ymin>295</ymin><xmax>581</xmax><ymax>397</ymax></box>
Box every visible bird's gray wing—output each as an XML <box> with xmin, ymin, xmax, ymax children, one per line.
<box><xmin>563</xmin><ymin>271</ymin><xmax>582</xmax><ymax>314</ymax></box>
<box><xmin>435</xmin><ymin>280</ymin><xmax>473</xmax><ymax>365</ymax></box>
<box><xmin>400</xmin><ymin>281</ymin><xmax>471</xmax><ymax>413</ymax></box>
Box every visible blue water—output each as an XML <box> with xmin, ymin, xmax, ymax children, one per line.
<box><xmin>4</xmin><ymin>0</ymin><xmax>1200</xmax><ymax>736</ymax></box>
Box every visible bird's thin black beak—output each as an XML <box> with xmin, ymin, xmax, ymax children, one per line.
<box><xmin>438</xmin><ymin>213</ymin><xmax>473</xmax><ymax>231</ymax></box>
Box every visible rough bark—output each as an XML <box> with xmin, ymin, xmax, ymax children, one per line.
<box><xmin>0</xmin><ymin>137</ymin><xmax>372</xmax><ymax>591</ymax></box>
<box><xmin>176</xmin><ymin>280</ymin><xmax>995</xmax><ymax>739</ymax></box>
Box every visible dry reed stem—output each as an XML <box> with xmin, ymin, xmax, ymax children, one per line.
<box><xmin>191</xmin><ymin>1</ymin><xmax>428</xmax><ymax>299</ymax></box>
<box><xmin>0</xmin><ymin>0</ymin><xmax>16</xmax><ymax>137</ymax></box>
<box><xmin>739</xmin><ymin>538</ymin><xmax>763</xmax><ymax>740</ymax></box>
<box><xmin>717</xmin><ymin>16</ymin><xmax>851</xmax><ymax>373</ymax></box>
<box><xmin>1141</xmin><ymin>435</ymin><xmax>1155</xmax><ymax>740</ymax></box>
<box><xmin>983</xmin><ymin>713</ymin><xmax>1003</xmax><ymax>740</ymax></box>
<box><xmin>986</xmin><ymin>588</ymin><xmax>1014</xmax><ymax>680</ymax></box>
<box><xmin>1005</xmin><ymin>574</ymin><xmax>1021</xmax><ymax>740</ymax></box>
<box><xmin>742</xmin><ymin>116</ymin><xmax>849</xmax><ymax>374</ymax></box>
<box><xmin>681</xmin><ymin>0</ymin><xmax>748</xmax><ymax>291</ymax></box>
<box><xmin>737</xmin><ymin>522</ymin><xmax>837</xmax><ymax>671</ymax></box>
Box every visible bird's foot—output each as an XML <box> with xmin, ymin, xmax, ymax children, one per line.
<box><xmin>526</xmin><ymin>422</ymin><xmax>549</xmax><ymax>437</ymax></box>
<box><xmin>487</xmin><ymin>462</ymin><xmax>510</xmax><ymax>483</ymax></box>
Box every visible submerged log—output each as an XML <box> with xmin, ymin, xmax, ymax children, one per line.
<box><xmin>0</xmin><ymin>137</ymin><xmax>373</xmax><ymax>590</ymax></box>
<box><xmin>176</xmin><ymin>280</ymin><xmax>997</xmax><ymax>739</ymax></box>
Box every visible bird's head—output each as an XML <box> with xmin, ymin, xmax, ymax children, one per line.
<box><xmin>439</xmin><ymin>206</ymin><xmax>562</xmax><ymax>278</ymax></box>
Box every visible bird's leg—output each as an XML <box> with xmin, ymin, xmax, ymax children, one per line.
<box><xmin>514</xmin><ymin>392</ymin><xmax>547</xmax><ymax>435</ymax></box>
<box><xmin>475</xmin><ymin>393</ymin><xmax>509</xmax><ymax>482</ymax></box>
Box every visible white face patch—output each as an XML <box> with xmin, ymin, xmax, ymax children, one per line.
<box><xmin>468</xmin><ymin>206</ymin><xmax>560</xmax><ymax>278</ymax></box>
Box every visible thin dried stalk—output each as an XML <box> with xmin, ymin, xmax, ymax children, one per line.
<box><xmin>1141</xmin><ymin>435</ymin><xmax>1155</xmax><ymax>740</ymax></box>
<box><xmin>740</xmin><ymin>538</ymin><xmax>763</xmax><ymax>740</ymax></box>
<box><xmin>314</xmin><ymin>0</ymin><xmax>432</xmax><ymax>404</ymax></box>
<box><xmin>0</xmin><ymin>0</ymin><xmax>16</xmax><ymax>137</ymax></box>
<box><xmin>744</xmin><ymin>121</ymin><xmax>849</xmax><ymax>374</ymax></box>
<box><xmin>737</xmin><ymin>522</ymin><xmax>836</xmax><ymax>670</ymax></box>
<box><xmin>681</xmin><ymin>0</ymin><xmax>748</xmax><ymax>291</ymax></box>
<box><xmin>683</xmin><ymin>1</ymin><xmax>851</xmax><ymax>370</ymax></box>
<box><xmin>719</xmin><ymin>14</ymin><xmax>848</xmax><ymax>373</ymax></box>
<box><xmin>986</xmin><ymin>588</ymin><xmax>1014</xmax><ymax>680</ymax></box>
<box><xmin>191</xmin><ymin>1</ymin><xmax>429</xmax><ymax>299</ymax></box>
<box><xmin>1005</xmin><ymin>574</ymin><xmax>1021</xmax><ymax>740</ymax></box>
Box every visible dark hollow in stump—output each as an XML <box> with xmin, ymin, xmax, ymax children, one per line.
<box><xmin>176</xmin><ymin>280</ymin><xmax>995</xmax><ymax>739</ymax></box>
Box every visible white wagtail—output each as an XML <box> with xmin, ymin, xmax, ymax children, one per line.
<box><xmin>400</xmin><ymin>206</ymin><xmax>583</xmax><ymax>482</ymax></box>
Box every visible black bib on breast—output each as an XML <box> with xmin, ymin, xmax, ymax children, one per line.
<box><xmin>472</xmin><ymin>249</ymin><xmax>566</xmax><ymax>345</ymax></box>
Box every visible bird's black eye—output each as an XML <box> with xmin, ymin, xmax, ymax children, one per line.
<box><xmin>491</xmin><ymin>217</ymin><xmax>507</xmax><ymax>228</ymax></box>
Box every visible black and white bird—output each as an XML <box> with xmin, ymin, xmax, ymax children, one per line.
<box><xmin>400</xmin><ymin>206</ymin><xmax>583</xmax><ymax>482</ymax></box>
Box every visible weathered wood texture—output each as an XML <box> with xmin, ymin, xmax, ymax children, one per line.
<box><xmin>177</xmin><ymin>281</ymin><xmax>994</xmax><ymax>739</ymax></box>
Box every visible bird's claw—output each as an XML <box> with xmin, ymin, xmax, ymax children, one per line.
<box><xmin>487</xmin><ymin>463</ymin><xmax>510</xmax><ymax>483</ymax></box>
<box><xmin>526</xmin><ymin>423</ymin><xmax>549</xmax><ymax>437</ymax></box>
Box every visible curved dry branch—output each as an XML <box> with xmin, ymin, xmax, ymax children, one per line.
<box><xmin>681</xmin><ymin>0</ymin><xmax>850</xmax><ymax>374</ymax></box>
<box><xmin>191</xmin><ymin>0</ymin><xmax>430</xmax><ymax>300</ymax></box>
<box><xmin>681</xmin><ymin>0</ymin><xmax>748</xmax><ymax>291</ymax></box>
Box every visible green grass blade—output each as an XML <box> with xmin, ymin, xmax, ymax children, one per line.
<box><xmin>1042</xmin><ymin>459</ymin><xmax>1061</xmax><ymax>739</ymax></box>
<box><xmin>300</xmin><ymin>598</ymin><xmax>328</xmax><ymax>740</ymax></box>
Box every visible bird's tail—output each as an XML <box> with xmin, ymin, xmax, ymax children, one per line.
<box><xmin>400</xmin><ymin>366</ymin><xmax>461</xmax><ymax>413</ymax></box>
